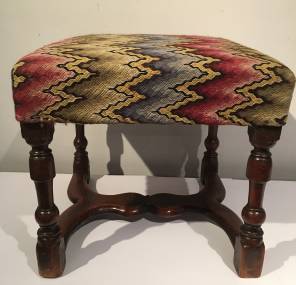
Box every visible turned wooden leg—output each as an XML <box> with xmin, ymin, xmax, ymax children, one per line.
<box><xmin>200</xmin><ymin>125</ymin><xmax>225</xmax><ymax>202</ymax></box>
<box><xmin>67</xmin><ymin>124</ymin><xmax>90</xmax><ymax>203</ymax></box>
<box><xmin>73</xmin><ymin>124</ymin><xmax>90</xmax><ymax>182</ymax></box>
<box><xmin>201</xmin><ymin>125</ymin><xmax>219</xmax><ymax>184</ymax></box>
<box><xmin>234</xmin><ymin>126</ymin><xmax>281</xmax><ymax>278</ymax></box>
<box><xmin>21</xmin><ymin>122</ymin><xmax>65</xmax><ymax>278</ymax></box>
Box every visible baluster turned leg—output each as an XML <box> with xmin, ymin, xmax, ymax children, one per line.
<box><xmin>200</xmin><ymin>125</ymin><xmax>225</xmax><ymax>202</ymax></box>
<box><xmin>201</xmin><ymin>125</ymin><xmax>219</xmax><ymax>184</ymax></box>
<box><xmin>21</xmin><ymin>122</ymin><xmax>65</xmax><ymax>278</ymax></box>
<box><xmin>73</xmin><ymin>124</ymin><xmax>90</xmax><ymax>183</ymax></box>
<box><xmin>67</xmin><ymin>124</ymin><xmax>90</xmax><ymax>203</ymax></box>
<box><xmin>234</xmin><ymin>126</ymin><xmax>281</xmax><ymax>278</ymax></box>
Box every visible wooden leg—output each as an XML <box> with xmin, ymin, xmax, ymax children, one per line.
<box><xmin>201</xmin><ymin>125</ymin><xmax>219</xmax><ymax>184</ymax></box>
<box><xmin>68</xmin><ymin>124</ymin><xmax>90</xmax><ymax>203</ymax></box>
<box><xmin>234</xmin><ymin>126</ymin><xmax>281</xmax><ymax>278</ymax></box>
<box><xmin>73</xmin><ymin>124</ymin><xmax>90</xmax><ymax>183</ymax></box>
<box><xmin>22</xmin><ymin>122</ymin><xmax>282</xmax><ymax>278</ymax></box>
<box><xmin>21</xmin><ymin>122</ymin><xmax>65</xmax><ymax>278</ymax></box>
<box><xmin>200</xmin><ymin>125</ymin><xmax>225</xmax><ymax>202</ymax></box>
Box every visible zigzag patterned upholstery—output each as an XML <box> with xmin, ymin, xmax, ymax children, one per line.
<box><xmin>11</xmin><ymin>34</ymin><xmax>295</xmax><ymax>126</ymax></box>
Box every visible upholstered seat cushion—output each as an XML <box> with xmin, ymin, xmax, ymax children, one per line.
<box><xmin>12</xmin><ymin>34</ymin><xmax>295</xmax><ymax>126</ymax></box>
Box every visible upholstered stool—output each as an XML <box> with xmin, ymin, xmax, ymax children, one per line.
<box><xmin>11</xmin><ymin>34</ymin><xmax>295</xmax><ymax>278</ymax></box>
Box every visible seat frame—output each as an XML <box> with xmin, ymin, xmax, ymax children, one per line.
<box><xmin>20</xmin><ymin>122</ymin><xmax>282</xmax><ymax>278</ymax></box>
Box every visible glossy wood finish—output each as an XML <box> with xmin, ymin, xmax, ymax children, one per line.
<box><xmin>68</xmin><ymin>124</ymin><xmax>90</xmax><ymax>203</ymax></box>
<box><xmin>20</xmin><ymin>122</ymin><xmax>282</xmax><ymax>278</ymax></box>
<box><xmin>59</xmin><ymin>173</ymin><xmax>242</xmax><ymax>246</ymax></box>
<box><xmin>234</xmin><ymin>126</ymin><xmax>281</xmax><ymax>278</ymax></box>
<box><xmin>200</xmin><ymin>125</ymin><xmax>225</xmax><ymax>202</ymax></box>
<box><xmin>21</xmin><ymin>122</ymin><xmax>65</xmax><ymax>278</ymax></box>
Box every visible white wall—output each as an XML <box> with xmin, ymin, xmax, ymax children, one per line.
<box><xmin>1</xmin><ymin>0</ymin><xmax>296</xmax><ymax>180</ymax></box>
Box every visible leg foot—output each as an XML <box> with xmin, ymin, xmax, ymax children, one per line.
<box><xmin>234</xmin><ymin>236</ymin><xmax>265</xmax><ymax>278</ymax></box>
<box><xmin>36</xmin><ymin>230</ymin><xmax>65</xmax><ymax>278</ymax></box>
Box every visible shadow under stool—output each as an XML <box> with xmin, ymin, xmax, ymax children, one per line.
<box><xmin>11</xmin><ymin>34</ymin><xmax>295</xmax><ymax>278</ymax></box>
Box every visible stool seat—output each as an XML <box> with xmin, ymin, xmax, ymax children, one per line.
<box><xmin>12</xmin><ymin>34</ymin><xmax>295</xmax><ymax>126</ymax></box>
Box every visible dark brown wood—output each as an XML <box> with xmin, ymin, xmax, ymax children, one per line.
<box><xmin>234</xmin><ymin>126</ymin><xmax>281</xmax><ymax>278</ymax></box>
<box><xmin>21</xmin><ymin>122</ymin><xmax>65</xmax><ymax>278</ymax></box>
<box><xmin>74</xmin><ymin>124</ymin><xmax>90</xmax><ymax>182</ymax></box>
<box><xmin>200</xmin><ymin>125</ymin><xmax>225</xmax><ymax>202</ymax></box>
<box><xmin>68</xmin><ymin>124</ymin><xmax>90</xmax><ymax>203</ymax></box>
<box><xmin>20</xmin><ymin>122</ymin><xmax>282</xmax><ymax>278</ymax></box>
<box><xmin>59</xmin><ymin>174</ymin><xmax>242</xmax><ymax>245</ymax></box>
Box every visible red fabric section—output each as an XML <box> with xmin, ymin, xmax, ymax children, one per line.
<box><xmin>174</xmin><ymin>36</ymin><xmax>266</xmax><ymax>124</ymax></box>
<box><xmin>13</xmin><ymin>53</ymin><xmax>73</xmax><ymax>121</ymax></box>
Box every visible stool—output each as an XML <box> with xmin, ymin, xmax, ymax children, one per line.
<box><xmin>11</xmin><ymin>34</ymin><xmax>295</xmax><ymax>278</ymax></box>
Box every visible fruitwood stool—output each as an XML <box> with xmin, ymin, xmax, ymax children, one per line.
<box><xmin>11</xmin><ymin>35</ymin><xmax>295</xmax><ymax>278</ymax></box>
